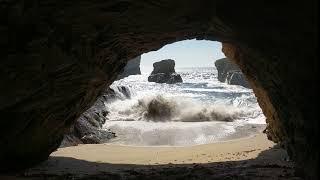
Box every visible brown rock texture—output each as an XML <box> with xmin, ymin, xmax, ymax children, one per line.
<box><xmin>214</xmin><ymin>58</ymin><xmax>250</xmax><ymax>88</ymax></box>
<box><xmin>0</xmin><ymin>0</ymin><xmax>317</xmax><ymax>179</ymax></box>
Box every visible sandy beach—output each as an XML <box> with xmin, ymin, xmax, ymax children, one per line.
<box><xmin>50</xmin><ymin>133</ymin><xmax>275</xmax><ymax>165</ymax></box>
<box><xmin>1</xmin><ymin>133</ymin><xmax>300</xmax><ymax>180</ymax></box>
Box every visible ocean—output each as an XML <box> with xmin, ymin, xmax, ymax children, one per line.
<box><xmin>102</xmin><ymin>67</ymin><xmax>265</xmax><ymax>146</ymax></box>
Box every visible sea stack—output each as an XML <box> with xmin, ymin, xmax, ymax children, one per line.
<box><xmin>214</xmin><ymin>58</ymin><xmax>250</xmax><ymax>88</ymax></box>
<box><xmin>148</xmin><ymin>59</ymin><xmax>183</xmax><ymax>84</ymax></box>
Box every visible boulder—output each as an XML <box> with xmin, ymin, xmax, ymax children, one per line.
<box><xmin>214</xmin><ymin>58</ymin><xmax>250</xmax><ymax>88</ymax></box>
<box><xmin>148</xmin><ymin>59</ymin><xmax>183</xmax><ymax>84</ymax></box>
<box><xmin>148</xmin><ymin>73</ymin><xmax>183</xmax><ymax>84</ymax></box>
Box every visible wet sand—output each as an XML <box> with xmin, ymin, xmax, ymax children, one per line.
<box><xmin>2</xmin><ymin>133</ymin><xmax>301</xmax><ymax>179</ymax></box>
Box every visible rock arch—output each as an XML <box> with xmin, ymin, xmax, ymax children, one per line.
<box><xmin>0</xmin><ymin>0</ymin><xmax>317</xmax><ymax>179</ymax></box>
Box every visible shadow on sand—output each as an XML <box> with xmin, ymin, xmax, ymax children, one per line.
<box><xmin>1</xmin><ymin>146</ymin><xmax>301</xmax><ymax>180</ymax></box>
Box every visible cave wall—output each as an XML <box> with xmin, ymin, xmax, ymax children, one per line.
<box><xmin>0</xmin><ymin>0</ymin><xmax>317</xmax><ymax>178</ymax></box>
<box><xmin>117</xmin><ymin>56</ymin><xmax>141</xmax><ymax>79</ymax></box>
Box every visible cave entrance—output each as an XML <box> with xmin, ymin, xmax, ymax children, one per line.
<box><xmin>1</xmin><ymin>1</ymin><xmax>315</xmax><ymax>178</ymax></box>
<box><xmin>102</xmin><ymin>40</ymin><xmax>266</xmax><ymax>147</ymax></box>
<box><xmin>38</xmin><ymin>40</ymin><xmax>296</xmax><ymax>179</ymax></box>
<box><xmin>24</xmin><ymin>37</ymin><xmax>293</xmax><ymax>179</ymax></box>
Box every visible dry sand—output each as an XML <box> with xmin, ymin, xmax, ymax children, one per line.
<box><xmin>2</xmin><ymin>133</ymin><xmax>301</xmax><ymax>179</ymax></box>
<box><xmin>50</xmin><ymin>133</ymin><xmax>275</xmax><ymax>165</ymax></box>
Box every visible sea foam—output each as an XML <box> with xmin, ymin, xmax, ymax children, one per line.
<box><xmin>102</xmin><ymin>67</ymin><xmax>265</xmax><ymax>146</ymax></box>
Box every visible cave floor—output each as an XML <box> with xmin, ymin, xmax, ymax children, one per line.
<box><xmin>1</xmin><ymin>134</ymin><xmax>301</xmax><ymax>180</ymax></box>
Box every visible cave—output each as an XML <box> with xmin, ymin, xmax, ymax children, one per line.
<box><xmin>0</xmin><ymin>1</ymin><xmax>318</xmax><ymax>179</ymax></box>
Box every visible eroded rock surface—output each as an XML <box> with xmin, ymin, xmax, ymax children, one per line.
<box><xmin>0</xmin><ymin>1</ymin><xmax>317</xmax><ymax>179</ymax></box>
<box><xmin>148</xmin><ymin>59</ymin><xmax>183</xmax><ymax>84</ymax></box>
<box><xmin>117</xmin><ymin>56</ymin><xmax>141</xmax><ymax>79</ymax></box>
<box><xmin>215</xmin><ymin>58</ymin><xmax>250</xmax><ymax>88</ymax></box>
<box><xmin>60</xmin><ymin>86</ymin><xmax>131</xmax><ymax>147</ymax></box>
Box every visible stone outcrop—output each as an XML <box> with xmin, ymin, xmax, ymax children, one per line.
<box><xmin>61</xmin><ymin>86</ymin><xmax>130</xmax><ymax>147</ymax></box>
<box><xmin>0</xmin><ymin>1</ymin><xmax>317</xmax><ymax>179</ymax></box>
<box><xmin>148</xmin><ymin>59</ymin><xmax>183</xmax><ymax>84</ymax></box>
<box><xmin>117</xmin><ymin>56</ymin><xmax>141</xmax><ymax>79</ymax></box>
<box><xmin>215</xmin><ymin>58</ymin><xmax>250</xmax><ymax>88</ymax></box>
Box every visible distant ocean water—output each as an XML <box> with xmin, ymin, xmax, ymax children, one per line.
<box><xmin>102</xmin><ymin>67</ymin><xmax>265</xmax><ymax>146</ymax></box>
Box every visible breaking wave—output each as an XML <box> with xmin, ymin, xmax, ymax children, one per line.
<box><xmin>107</xmin><ymin>95</ymin><xmax>246</xmax><ymax>123</ymax></box>
<box><xmin>102</xmin><ymin>67</ymin><xmax>266</xmax><ymax>146</ymax></box>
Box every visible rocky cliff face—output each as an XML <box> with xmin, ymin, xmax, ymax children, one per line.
<box><xmin>227</xmin><ymin>71</ymin><xmax>250</xmax><ymax>88</ymax></box>
<box><xmin>215</xmin><ymin>58</ymin><xmax>250</xmax><ymax>88</ymax></box>
<box><xmin>60</xmin><ymin>86</ymin><xmax>131</xmax><ymax>147</ymax></box>
<box><xmin>117</xmin><ymin>56</ymin><xmax>141</xmax><ymax>79</ymax></box>
<box><xmin>148</xmin><ymin>59</ymin><xmax>183</xmax><ymax>84</ymax></box>
<box><xmin>0</xmin><ymin>1</ymin><xmax>317</xmax><ymax>179</ymax></box>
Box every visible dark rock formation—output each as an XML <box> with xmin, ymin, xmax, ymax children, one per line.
<box><xmin>215</xmin><ymin>58</ymin><xmax>250</xmax><ymax>88</ymax></box>
<box><xmin>117</xmin><ymin>56</ymin><xmax>141</xmax><ymax>79</ymax></box>
<box><xmin>0</xmin><ymin>1</ymin><xmax>317</xmax><ymax>179</ymax></box>
<box><xmin>227</xmin><ymin>71</ymin><xmax>250</xmax><ymax>88</ymax></box>
<box><xmin>215</xmin><ymin>58</ymin><xmax>239</xmax><ymax>82</ymax></box>
<box><xmin>151</xmin><ymin>59</ymin><xmax>176</xmax><ymax>74</ymax></box>
<box><xmin>61</xmin><ymin>86</ymin><xmax>131</xmax><ymax>147</ymax></box>
<box><xmin>148</xmin><ymin>73</ymin><xmax>183</xmax><ymax>84</ymax></box>
<box><xmin>148</xmin><ymin>59</ymin><xmax>183</xmax><ymax>84</ymax></box>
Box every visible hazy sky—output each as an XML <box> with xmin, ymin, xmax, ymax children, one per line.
<box><xmin>141</xmin><ymin>39</ymin><xmax>225</xmax><ymax>71</ymax></box>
